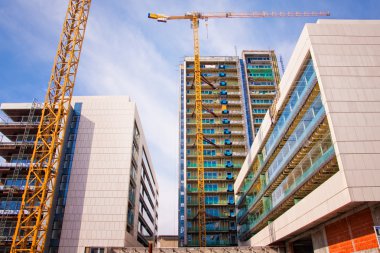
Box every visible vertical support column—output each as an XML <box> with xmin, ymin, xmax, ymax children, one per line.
<box><xmin>311</xmin><ymin>228</ymin><xmax>329</xmax><ymax>253</ymax></box>
<box><xmin>192</xmin><ymin>16</ymin><xmax>206</xmax><ymax>247</ymax></box>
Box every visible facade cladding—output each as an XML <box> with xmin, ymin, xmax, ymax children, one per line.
<box><xmin>234</xmin><ymin>20</ymin><xmax>380</xmax><ymax>253</ymax></box>
<box><xmin>0</xmin><ymin>96</ymin><xmax>159</xmax><ymax>253</ymax></box>
<box><xmin>178</xmin><ymin>57</ymin><xmax>248</xmax><ymax>246</ymax></box>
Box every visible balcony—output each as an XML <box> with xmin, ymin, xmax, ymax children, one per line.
<box><xmin>0</xmin><ymin>115</ymin><xmax>41</xmax><ymax>127</ymax></box>
<box><xmin>238</xmin><ymin>136</ymin><xmax>337</xmax><ymax>240</ymax></box>
<box><xmin>186</xmin><ymin>130</ymin><xmax>244</xmax><ymax>136</ymax></box>
<box><xmin>239</xmin><ymin>91</ymin><xmax>324</xmax><ymax>202</ymax></box>
<box><xmin>0</xmin><ymin>135</ymin><xmax>37</xmax><ymax>148</ymax></box>
<box><xmin>0</xmin><ymin>178</ymin><xmax>28</xmax><ymax>191</ymax></box>
<box><xmin>187</xmin><ymin>200</ymin><xmax>229</xmax><ymax>206</ymax></box>
<box><xmin>188</xmin><ymin>226</ymin><xmax>230</xmax><ymax>233</ymax></box>
<box><xmin>261</xmin><ymin>61</ymin><xmax>316</xmax><ymax>164</ymax></box>
<box><xmin>251</xmin><ymin>91</ymin><xmax>276</xmax><ymax>96</ymax></box>
<box><xmin>0</xmin><ymin>201</ymin><xmax>26</xmax><ymax>215</ymax></box>
<box><xmin>187</xmin><ymin>175</ymin><xmax>234</xmax><ymax>181</ymax></box>
<box><xmin>271</xmin><ymin>135</ymin><xmax>334</xmax><ymax>207</ymax></box>
<box><xmin>187</xmin><ymin>187</ymin><xmax>229</xmax><ymax>193</ymax></box>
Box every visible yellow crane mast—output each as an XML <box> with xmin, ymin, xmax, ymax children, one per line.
<box><xmin>148</xmin><ymin>10</ymin><xmax>329</xmax><ymax>247</ymax></box>
<box><xmin>11</xmin><ymin>0</ymin><xmax>92</xmax><ymax>252</ymax></box>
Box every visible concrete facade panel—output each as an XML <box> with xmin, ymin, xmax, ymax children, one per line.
<box><xmin>57</xmin><ymin>96</ymin><xmax>159</xmax><ymax>252</ymax></box>
<box><xmin>236</xmin><ymin>20</ymin><xmax>380</xmax><ymax>251</ymax></box>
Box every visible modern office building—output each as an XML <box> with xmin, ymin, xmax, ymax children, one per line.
<box><xmin>235</xmin><ymin>20</ymin><xmax>380</xmax><ymax>253</ymax></box>
<box><xmin>178</xmin><ymin>56</ymin><xmax>249</xmax><ymax>247</ymax></box>
<box><xmin>0</xmin><ymin>96</ymin><xmax>159</xmax><ymax>253</ymax></box>
<box><xmin>240</xmin><ymin>50</ymin><xmax>281</xmax><ymax>146</ymax></box>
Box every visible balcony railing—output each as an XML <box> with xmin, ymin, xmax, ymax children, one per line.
<box><xmin>187</xmin><ymin>163</ymin><xmax>242</xmax><ymax>169</ymax></box>
<box><xmin>0</xmin><ymin>178</ymin><xmax>27</xmax><ymax>191</ymax></box>
<box><xmin>262</xmin><ymin>62</ymin><xmax>316</xmax><ymax>163</ymax></box>
<box><xmin>187</xmin><ymin>200</ymin><xmax>229</xmax><ymax>206</ymax></box>
<box><xmin>271</xmin><ymin>135</ymin><xmax>334</xmax><ymax>207</ymax></box>
<box><xmin>0</xmin><ymin>115</ymin><xmax>41</xmax><ymax>125</ymax></box>
<box><xmin>238</xmin><ymin>95</ymin><xmax>325</xmax><ymax>219</ymax></box>
<box><xmin>238</xmin><ymin>137</ymin><xmax>335</xmax><ymax>240</ymax></box>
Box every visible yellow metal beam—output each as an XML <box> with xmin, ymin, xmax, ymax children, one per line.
<box><xmin>192</xmin><ymin>16</ymin><xmax>206</xmax><ymax>247</ymax></box>
<box><xmin>11</xmin><ymin>0</ymin><xmax>92</xmax><ymax>252</ymax></box>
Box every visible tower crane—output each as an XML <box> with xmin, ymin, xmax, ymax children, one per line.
<box><xmin>11</xmin><ymin>0</ymin><xmax>92</xmax><ymax>252</ymax></box>
<box><xmin>148</xmin><ymin>11</ymin><xmax>330</xmax><ymax>247</ymax></box>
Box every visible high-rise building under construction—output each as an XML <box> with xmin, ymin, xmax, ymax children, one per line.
<box><xmin>240</xmin><ymin>51</ymin><xmax>281</xmax><ymax>146</ymax></box>
<box><xmin>178</xmin><ymin>53</ymin><xmax>281</xmax><ymax>247</ymax></box>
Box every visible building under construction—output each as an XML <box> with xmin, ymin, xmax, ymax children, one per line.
<box><xmin>0</xmin><ymin>96</ymin><xmax>159</xmax><ymax>253</ymax></box>
<box><xmin>0</xmin><ymin>102</ymin><xmax>43</xmax><ymax>252</ymax></box>
<box><xmin>240</xmin><ymin>51</ymin><xmax>281</xmax><ymax>146</ymax></box>
<box><xmin>178</xmin><ymin>53</ymin><xmax>281</xmax><ymax>247</ymax></box>
<box><xmin>179</xmin><ymin>56</ymin><xmax>248</xmax><ymax>247</ymax></box>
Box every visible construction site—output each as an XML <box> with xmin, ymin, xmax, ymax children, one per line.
<box><xmin>0</xmin><ymin>1</ymin><xmax>380</xmax><ymax>253</ymax></box>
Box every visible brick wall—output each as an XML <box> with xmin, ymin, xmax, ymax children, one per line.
<box><xmin>325</xmin><ymin>208</ymin><xmax>378</xmax><ymax>253</ymax></box>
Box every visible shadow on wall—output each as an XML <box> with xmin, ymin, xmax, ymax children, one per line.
<box><xmin>58</xmin><ymin>114</ymin><xmax>95</xmax><ymax>251</ymax></box>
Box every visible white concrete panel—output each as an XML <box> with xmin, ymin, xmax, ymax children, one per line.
<box><xmin>58</xmin><ymin>96</ymin><xmax>158</xmax><ymax>252</ymax></box>
<box><xmin>239</xmin><ymin>20</ymin><xmax>380</xmax><ymax>247</ymax></box>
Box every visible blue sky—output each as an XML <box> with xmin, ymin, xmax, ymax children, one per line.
<box><xmin>0</xmin><ymin>0</ymin><xmax>379</xmax><ymax>235</ymax></box>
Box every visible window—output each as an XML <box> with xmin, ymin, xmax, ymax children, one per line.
<box><xmin>252</xmin><ymin>99</ymin><xmax>273</xmax><ymax>104</ymax></box>
<box><xmin>205</xmin><ymin>172</ymin><xmax>217</xmax><ymax>179</ymax></box>
<box><xmin>202</xmin><ymin>99</ymin><xmax>214</xmax><ymax>104</ymax></box>
<box><xmin>205</xmin><ymin>184</ymin><xmax>218</xmax><ymax>192</ymax></box>
<box><xmin>204</xmin><ymin>160</ymin><xmax>217</xmax><ymax>167</ymax></box>
<box><xmin>203</xmin><ymin>128</ymin><xmax>215</xmax><ymax>134</ymax></box>
<box><xmin>253</xmin><ymin>108</ymin><xmax>268</xmax><ymax>114</ymax></box>
<box><xmin>87</xmin><ymin>248</ymin><xmax>104</xmax><ymax>253</ymax></box>
<box><xmin>202</xmin><ymin>118</ymin><xmax>215</xmax><ymax>124</ymax></box>
<box><xmin>205</xmin><ymin>195</ymin><xmax>219</xmax><ymax>204</ymax></box>
<box><xmin>204</xmin><ymin>149</ymin><xmax>216</xmax><ymax>156</ymax></box>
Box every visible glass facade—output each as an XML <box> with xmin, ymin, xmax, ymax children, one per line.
<box><xmin>48</xmin><ymin>103</ymin><xmax>82</xmax><ymax>253</ymax></box>
<box><xmin>236</xmin><ymin>57</ymin><xmax>339</xmax><ymax>241</ymax></box>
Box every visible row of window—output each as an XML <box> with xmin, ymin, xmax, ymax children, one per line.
<box><xmin>202</xmin><ymin>99</ymin><xmax>214</xmax><ymax>104</ymax></box>
<box><xmin>202</xmin><ymin>118</ymin><xmax>215</xmax><ymax>124</ymax></box>
<box><xmin>249</xmin><ymin>73</ymin><xmax>273</xmax><ymax>77</ymax></box>
<box><xmin>247</xmin><ymin>64</ymin><xmax>272</xmax><ymax>69</ymax></box>
<box><xmin>247</xmin><ymin>57</ymin><xmax>270</xmax><ymax>62</ymax></box>
<box><xmin>250</xmin><ymin>81</ymin><xmax>274</xmax><ymax>86</ymax></box>
<box><xmin>187</xmin><ymin>171</ymin><xmax>233</xmax><ymax>179</ymax></box>
<box><xmin>203</xmin><ymin>129</ymin><xmax>215</xmax><ymax>134</ymax></box>
<box><xmin>253</xmin><ymin>108</ymin><xmax>268</xmax><ymax>114</ymax></box>
<box><xmin>252</xmin><ymin>90</ymin><xmax>276</xmax><ymax>95</ymax></box>
<box><xmin>252</xmin><ymin>99</ymin><xmax>273</xmax><ymax>104</ymax></box>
